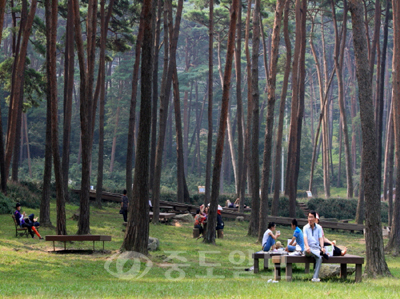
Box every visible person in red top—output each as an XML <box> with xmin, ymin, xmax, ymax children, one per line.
<box><xmin>194</xmin><ymin>209</ymin><xmax>206</xmax><ymax>236</ymax></box>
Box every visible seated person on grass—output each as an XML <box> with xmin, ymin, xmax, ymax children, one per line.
<box><xmin>194</xmin><ymin>209</ymin><xmax>206</xmax><ymax>236</ymax></box>
<box><xmin>286</xmin><ymin>218</ymin><xmax>304</xmax><ymax>252</ymax></box>
<box><xmin>262</xmin><ymin>222</ymin><xmax>280</xmax><ymax>251</ymax></box>
<box><xmin>316</xmin><ymin>213</ymin><xmax>347</xmax><ymax>256</ymax></box>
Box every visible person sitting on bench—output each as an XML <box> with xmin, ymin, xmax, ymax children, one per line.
<box><xmin>303</xmin><ymin>211</ymin><xmax>325</xmax><ymax>282</ymax></box>
<box><xmin>286</xmin><ymin>218</ymin><xmax>304</xmax><ymax>252</ymax></box>
<box><xmin>14</xmin><ymin>203</ymin><xmax>42</xmax><ymax>239</ymax></box>
<box><xmin>262</xmin><ymin>222</ymin><xmax>280</xmax><ymax>251</ymax></box>
<box><xmin>316</xmin><ymin>213</ymin><xmax>347</xmax><ymax>256</ymax></box>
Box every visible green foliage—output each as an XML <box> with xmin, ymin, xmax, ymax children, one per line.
<box><xmin>269</xmin><ymin>197</ymin><xmax>306</xmax><ymax>219</ymax></box>
<box><xmin>306</xmin><ymin>197</ymin><xmax>382</xmax><ymax>221</ymax></box>
<box><xmin>6</xmin><ymin>181</ymin><xmax>41</xmax><ymax>210</ymax></box>
<box><xmin>0</xmin><ymin>193</ymin><xmax>14</xmax><ymax>214</ymax></box>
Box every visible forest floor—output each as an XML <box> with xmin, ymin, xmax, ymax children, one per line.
<box><xmin>0</xmin><ymin>201</ymin><xmax>399</xmax><ymax>298</ymax></box>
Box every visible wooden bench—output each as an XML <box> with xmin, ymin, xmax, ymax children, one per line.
<box><xmin>272</xmin><ymin>254</ymin><xmax>364</xmax><ymax>282</ymax></box>
<box><xmin>45</xmin><ymin>235</ymin><xmax>112</xmax><ymax>251</ymax></box>
<box><xmin>252</xmin><ymin>251</ymin><xmax>286</xmax><ymax>273</ymax></box>
<box><xmin>12</xmin><ymin>215</ymin><xmax>39</xmax><ymax>238</ymax></box>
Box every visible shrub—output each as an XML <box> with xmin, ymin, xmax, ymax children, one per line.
<box><xmin>381</xmin><ymin>201</ymin><xmax>388</xmax><ymax>224</ymax></box>
<box><xmin>7</xmin><ymin>181</ymin><xmax>41</xmax><ymax>209</ymax></box>
<box><xmin>268</xmin><ymin>197</ymin><xmax>306</xmax><ymax>219</ymax></box>
<box><xmin>307</xmin><ymin>198</ymin><xmax>358</xmax><ymax>220</ymax></box>
<box><xmin>0</xmin><ymin>193</ymin><xmax>13</xmax><ymax>214</ymax></box>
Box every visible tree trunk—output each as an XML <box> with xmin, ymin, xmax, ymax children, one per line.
<box><xmin>172</xmin><ymin>66</ymin><xmax>188</xmax><ymax>203</ymax></box>
<box><xmin>258</xmin><ymin>0</ymin><xmax>285</xmax><ymax>242</ymax></box>
<box><xmin>110</xmin><ymin>83</ymin><xmax>122</xmax><ymax>173</ymax></box>
<box><xmin>332</xmin><ymin>0</ymin><xmax>353</xmax><ymax>198</ymax></box>
<box><xmin>375</xmin><ymin>0</ymin><xmax>390</xmax><ymax>200</ymax></box>
<box><xmin>126</xmin><ymin>10</ymin><xmax>144</xmax><ymax>201</ymax></box>
<box><xmin>12</xmin><ymin>78</ymin><xmax>24</xmax><ymax>182</ymax></box>
<box><xmin>247</xmin><ymin>0</ymin><xmax>260</xmax><ymax>237</ymax></box>
<box><xmin>235</xmin><ymin>0</ymin><xmax>243</xmax><ymax>203</ymax></box>
<box><xmin>23</xmin><ymin>114</ymin><xmax>32</xmax><ymax>178</ymax></box>
<box><xmin>383</xmin><ymin>100</ymin><xmax>393</xmax><ymax>225</ymax></box>
<box><xmin>241</xmin><ymin>0</ymin><xmax>253</xmax><ymax>212</ymax></box>
<box><xmin>286</xmin><ymin>0</ymin><xmax>306</xmax><ymax>217</ymax></box>
<box><xmin>40</xmin><ymin>66</ymin><xmax>53</xmax><ymax>228</ymax></box>
<box><xmin>386</xmin><ymin>0</ymin><xmax>400</xmax><ymax>256</ymax></box>
<box><xmin>149</xmin><ymin>0</ymin><xmax>162</xmax><ymax>192</ymax></box>
<box><xmin>95</xmin><ymin>0</ymin><xmax>114</xmax><ymax>208</ymax></box>
<box><xmin>152</xmin><ymin>0</ymin><xmax>184</xmax><ymax>223</ymax></box>
<box><xmin>121</xmin><ymin>0</ymin><xmax>153</xmax><ymax>254</ymax></box>
<box><xmin>203</xmin><ymin>0</ymin><xmax>238</xmax><ymax>244</ymax></box>
<box><xmin>62</xmin><ymin>0</ymin><xmax>75</xmax><ymax>202</ymax></box>
<box><xmin>348</xmin><ymin>0</ymin><xmax>391</xmax><ymax>276</ymax></box>
<box><xmin>205</xmin><ymin>0</ymin><xmax>214</xmax><ymax>207</ymax></box>
<box><xmin>272</xmin><ymin>0</ymin><xmax>291</xmax><ymax>216</ymax></box>
<box><xmin>73</xmin><ymin>0</ymin><xmax>97</xmax><ymax>235</ymax></box>
<box><xmin>46</xmin><ymin>0</ymin><xmax>66</xmax><ymax>235</ymax></box>
<box><xmin>5</xmin><ymin>0</ymin><xmax>37</xmax><ymax>180</ymax></box>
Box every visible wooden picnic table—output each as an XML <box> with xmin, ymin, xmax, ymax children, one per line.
<box><xmin>272</xmin><ymin>254</ymin><xmax>364</xmax><ymax>282</ymax></box>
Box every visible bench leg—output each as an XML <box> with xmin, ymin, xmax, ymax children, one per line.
<box><xmin>305</xmin><ymin>262</ymin><xmax>310</xmax><ymax>274</ymax></box>
<box><xmin>103</xmin><ymin>241</ymin><xmax>105</xmax><ymax>251</ymax></box>
<box><xmin>53</xmin><ymin>241</ymin><xmax>55</xmax><ymax>252</ymax></box>
<box><xmin>254</xmin><ymin>257</ymin><xmax>259</xmax><ymax>274</ymax></box>
<box><xmin>355</xmin><ymin>264</ymin><xmax>362</xmax><ymax>283</ymax></box>
<box><xmin>285</xmin><ymin>263</ymin><xmax>293</xmax><ymax>282</ymax></box>
<box><xmin>340</xmin><ymin>263</ymin><xmax>347</xmax><ymax>280</ymax></box>
<box><xmin>64</xmin><ymin>241</ymin><xmax>66</xmax><ymax>251</ymax></box>
<box><xmin>263</xmin><ymin>256</ymin><xmax>269</xmax><ymax>270</ymax></box>
<box><xmin>93</xmin><ymin>241</ymin><xmax>95</xmax><ymax>251</ymax></box>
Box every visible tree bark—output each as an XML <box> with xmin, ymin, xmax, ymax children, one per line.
<box><xmin>386</xmin><ymin>0</ymin><xmax>400</xmax><ymax>256</ymax></box>
<box><xmin>126</xmin><ymin>10</ymin><xmax>144</xmax><ymax>201</ymax></box>
<box><xmin>152</xmin><ymin>0</ymin><xmax>183</xmax><ymax>223</ymax></box>
<box><xmin>332</xmin><ymin>0</ymin><xmax>353</xmax><ymax>198</ymax></box>
<box><xmin>348</xmin><ymin>0</ymin><xmax>391</xmax><ymax>276</ymax></box>
<box><xmin>5</xmin><ymin>0</ymin><xmax>37</xmax><ymax>180</ymax></box>
<box><xmin>204</xmin><ymin>0</ymin><xmax>238</xmax><ymax>244</ymax></box>
<box><xmin>46</xmin><ymin>0</ymin><xmax>66</xmax><ymax>235</ymax></box>
<box><xmin>62</xmin><ymin>0</ymin><xmax>75</xmax><ymax>202</ymax></box>
<box><xmin>286</xmin><ymin>0</ymin><xmax>306</xmax><ymax>217</ymax></box>
<box><xmin>121</xmin><ymin>0</ymin><xmax>153</xmax><ymax>254</ymax></box>
<box><xmin>73</xmin><ymin>0</ymin><xmax>97</xmax><ymax>235</ymax></box>
<box><xmin>375</xmin><ymin>0</ymin><xmax>390</xmax><ymax>200</ymax></box>
<box><xmin>272</xmin><ymin>0</ymin><xmax>291</xmax><ymax>216</ymax></box>
<box><xmin>240</xmin><ymin>0</ymin><xmax>253</xmax><ymax>213</ymax></box>
<box><xmin>149</xmin><ymin>0</ymin><xmax>162</xmax><ymax>192</ymax></box>
<box><xmin>205</xmin><ymin>0</ymin><xmax>214</xmax><ymax>206</ymax></box>
<box><xmin>258</xmin><ymin>0</ymin><xmax>285</xmax><ymax>242</ymax></box>
<box><xmin>95</xmin><ymin>0</ymin><xmax>115</xmax><ymax>208</ymax></box>
<box><xmin>247</xmin><ymin>0</ymin><xmax>260</xmax><ymax>237</ymax></box>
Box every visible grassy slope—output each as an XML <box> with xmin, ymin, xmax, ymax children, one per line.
<box><xmin>0</xmin><ymin>202</ymin><xmax>399</xmax><ymax>298</ymax></box>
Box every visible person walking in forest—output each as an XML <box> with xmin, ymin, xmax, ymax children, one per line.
<box><xmin>120</xmin><ymin>190</ymin><xmax>129</xmax><ymax>222</ymax></box>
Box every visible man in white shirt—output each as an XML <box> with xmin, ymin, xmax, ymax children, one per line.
<box><xmin>303</xmin><ymin>210</ymin><xmax>325</xmax><ymax>282</ymax></box>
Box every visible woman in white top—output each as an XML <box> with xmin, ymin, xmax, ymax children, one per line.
<box><xmin>262</xmin><ymin>222</ymin><xmax>281</xmax><ymax>251</ymax></box>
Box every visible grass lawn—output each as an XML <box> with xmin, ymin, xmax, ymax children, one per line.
<box><xmin>1</xmin><ymin>201</ymin><xmax>399</xmax><ymax>298</ymax></box>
